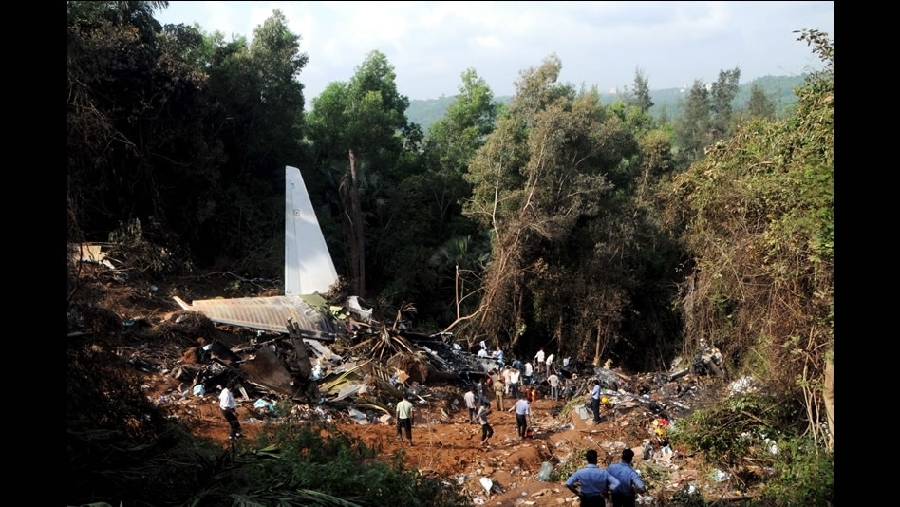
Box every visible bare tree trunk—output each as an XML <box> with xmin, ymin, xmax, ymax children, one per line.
<box><xmin>510</xmin><ymin>287</ymin><xmax>525</xmax><ymax>350</ymax></box>
<box><xmin>824</xmin><ymin>358</ymin><xmax>834</xmax><ymax>450</ymax></box>
<box><xmin>348</xmin><ymin>149</ymin><xmax>365</xmax><ymax>296</ymax></box>
<box><xmin>592</xmin><ymin>319</ymin><xmax>602</xmax><ymax>366</ymax></box>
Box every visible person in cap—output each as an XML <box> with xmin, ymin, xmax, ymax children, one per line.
<box><xmin>566</xmin><ymin>449</ymin><xmax>620</xmax><ymax>507</ymax></box>
<box><xmin>217</xmin><ymin>384</ymin><xmax>242</xmax><ymax>440</ymax></box>
<box><xmin>608</xmin><ymin>448</ymin><xmax>646</xmax><ymax>507</ymax></box>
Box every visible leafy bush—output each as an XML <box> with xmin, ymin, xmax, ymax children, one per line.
<box><xmin>190</xmin><ymin>421</ymin><xmax>472</xmax><ymax>507</ymax></box>
<box><xmin>670</xmin><ymin>393</ymin><xmax>800</xmax><ymax>466</ymax></box>
<box><xmin>670</xmin><ymin>392</ymin><xmax>833</xmax><ymax>506</ymax></box>
<box><xmin>759</xmin><ymin>436</ymin><xmax>834</xmax><ymax>506</ymax></box>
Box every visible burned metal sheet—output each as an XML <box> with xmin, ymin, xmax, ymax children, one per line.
<box><xmin>237</xmin><ymin>345</ymin><xmax>296</xmax><ymax>395</ymax></box>
<box><xmin>174</xmin><ymin>295</ymin><xmax>346</xmax><ymax>338</ymax></box>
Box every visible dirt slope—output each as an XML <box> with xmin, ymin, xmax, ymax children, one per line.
<box><xmin>68</xmin><ymin>261</ymin><xmax>741</xmax><ymax>506</ymax></box>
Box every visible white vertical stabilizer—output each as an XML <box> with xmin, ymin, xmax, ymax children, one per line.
<box><xmin>285</xmin><ymin>166</ymin><xmax>338</xmax><ymax>295</ymax></box>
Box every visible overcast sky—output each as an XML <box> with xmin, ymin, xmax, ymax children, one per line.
<box><xmin>155</xmin><ymin>1</ymin><xmax>834</xmax><ymax>102</ymax></box>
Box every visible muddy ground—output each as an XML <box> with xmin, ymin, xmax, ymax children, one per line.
<box><xmin>68</xmin><ymin>261</ymin><xmax>748</xmax><ymax>506</ymax></box>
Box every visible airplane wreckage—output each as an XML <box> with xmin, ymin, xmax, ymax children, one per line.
<box><xmin>169</xmin><ymin>166</ymin><xmax>489</xmax><ymax>404</ymax></box>
<box><xmin>70</xmin><ymin>166</ymin><xmax>733</xmax><ymax>428</ymax></box>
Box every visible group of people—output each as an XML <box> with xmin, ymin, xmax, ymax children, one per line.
<box><xmin>567</xmin><ymin>448</ymin><xmax>647</xmax><ymax>507</ymax></box>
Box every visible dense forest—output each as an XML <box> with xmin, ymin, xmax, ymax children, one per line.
<box><xmin>406</xmin><ymin>74</ymin><xmax>806</xmax><ymax>132</ymax></box>
<box><xmin>67</xmin><ymin>2</ymin><xmax>833</xmax><ymax>505</ymax></box>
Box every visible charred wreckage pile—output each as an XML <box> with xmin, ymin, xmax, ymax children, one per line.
<box><xmin>106</xmin><ymin>292</ymin><xmax>731</xmax><ymax>434</ymax></box>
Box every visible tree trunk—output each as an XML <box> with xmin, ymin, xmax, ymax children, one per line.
<box><xmin>593</xmin><ymin>319</ymin><xmax>602</xmax><ymax>366</ymax></box>
<box><xmin>824</xmin><ymin>358</ymin><xmax>834</xmax><ymax>450</ymax></box>
<box><xmin>348</xmin><ymin>149</ymin><xmax>366</xmax><ymax>296</ymax></box>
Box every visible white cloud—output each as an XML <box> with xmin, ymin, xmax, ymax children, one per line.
<box><xmin>155</xmin><ymin>1</ymin><xmax>834</xmax><ymax>101</ymax></box>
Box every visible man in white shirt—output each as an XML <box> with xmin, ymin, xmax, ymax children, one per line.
<box><xmin>548</xmin><ymin>372</ymin><xmax>561</xmax><ymax>401</ymax></box>
<box><xmin>524</xmin><ymin>361</ymin><xmax>534</xmax><ymax>385</ymax></box>
<box><xmin>217</xmin><ymin>384</ymin><xmax>242</xmax><ymax>440</ymax></box>
<box><xmin>535</xmin><ymin>348</ymin><xmax>545</xmax><ymax>365</ymax></box>
<box><xmin>464</xmin><ymin>388</ymin><xmax>477</xmax><ymax>424</ymax></box>
<box><xmin>546</xmin><ymin>353</ymin><xmax>555</xmax><ymax>375</ymax></box>
<box><xmin>509</xmin><ymin>368</ymin><xmax>521</xmax><ymax>399</ymax></box>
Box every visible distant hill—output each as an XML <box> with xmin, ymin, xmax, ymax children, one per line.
<box><xmin>406</xmin><ymin>75</ymin><xmax>807</xmax><ymax>132</ymax></box>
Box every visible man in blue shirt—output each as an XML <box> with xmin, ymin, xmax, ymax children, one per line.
<box><xmin>513</xmin><ymin>392</ymin><xmax>531</xmax><ymax>439</ymax></box>
<box><xmin>566</xmin><ymin>449</ymin><xmax>620</xmax><ymax>507</ymax></box>
<box><xmin>608</xmin><ymin>448</ymin><xmax>646</xmax><ymax>507</ymax></box>
<box><xmin>590</xmin><ymin>380</ymin><xmax>602</xmax><ymax>424</ymax></box>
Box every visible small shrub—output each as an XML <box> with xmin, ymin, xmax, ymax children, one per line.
<box><xmin>759</xmin><ymin>436</ymin><xmax>834</xmax><ymax>506</ymax></box>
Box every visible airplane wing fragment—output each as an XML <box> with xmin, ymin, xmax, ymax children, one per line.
<box><xmin>174</xmin><ymin>295</ymin><xmax>346</xmax><ymax>340</ymax></box>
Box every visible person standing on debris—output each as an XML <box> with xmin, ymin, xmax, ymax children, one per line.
<box><xmin>546</xmin><ymin>353</ymin><xmax>555</xmax><ymax>375</ymax></box>
<box><xmin>217</xmin><ymin>384</ymin><xmax>242</xmax><ymax>440</ymax></box>
<box><xmin>477</xmin><ymin>400</ymin><xmax>494</xmax><ymax>446</ymax></box>
<box><xmin>566</xmin><ymin>449</ymin><xmax>620</xmax><ymax>507</ymax></box>
<box><xmin>524</xmin><ymin>361</ymin><xmax>534</xmax><ymax>385</ymax></box>
<box><xmin>590</xmin><ymin>379</ymin><xmax>602</xmax><ymax>424</ymax></box>
<box><xmin>535</xmin><ymin>347</ymin><xmax>545</xmax><ymax>366</ymax></box>
<box><xmin>512</xmin><ymin>357</ymin><xmax>523</xmax><ymax>371</ymax></box>
<box><xmin>509</xmin><ymin>367</ymin><xmax>521</xmax><ymax>399</ymax></box>
<box><xmin>513</xmin><ymin>392</ymin><xmax>531</xmax><ymax>439</ymax></box>
<box><xmin>548</xmin><ymin>371</ymin><xmax>561</xmax><ymax>401</ymax></box>
<box><xmin>396</xmin><ymin>394</ymin><xmax>415</xmax><ymax>445</ymax></box>
<box><xmin>608</xmin><ymin>448</ymin><xmax>646</xmax><ymax>507</ymax></box>
<box><xmin>493</xmin><ymin>372</ymin><xmax>505</xmax><ymax>411</ymax></box>
<box><xmin>464</xmin><ymin>388</ymin><xmax>477</xmax><ymax>424</ymax></box>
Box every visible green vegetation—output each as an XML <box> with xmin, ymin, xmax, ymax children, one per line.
<box><xmin>406</xmin><ymin>76</ymin><xmax>805</xmax><ymax>132</ymax></box>
<box><xmin>67</xmin><ymin>2</ymin><xmax>833</xmax><ymax>504</ymax></box>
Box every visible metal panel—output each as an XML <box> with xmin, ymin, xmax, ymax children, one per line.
<box><xmin>175</xmin><ymin>295</ymin><xmax>345</xmax><ymax>338</ymax></box>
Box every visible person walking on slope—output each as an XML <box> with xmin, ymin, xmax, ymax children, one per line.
<box><xmin>513</xmin><ymin>392</ymin><xmax>531</xmax><ymax>439</ymax></box>
<box><xmin>464</xmin><ymin>388</ymin><xmax>477</xmax><ymax>424</ymax></box>
<box><xmin>396</xmin><ymin>393</ymin><xmax>415</xmax><ymax>445</ymax></box>
<box><xmin>608</xmin><ymin>448</ymin><xmax>647</xmax><ymax>507</ymax></box>
<box><xmin>566</xmin><ymin>449</ymin><xmax>621</xmax><ymax>507</ymax></box>
<box><xmin>546</xmin><ymin>353</ymin><xmax>555</xmax><ymax>375</ymax></box>
<box><xmin>477</xmin><ymin>400</ymin><xmax>494</xmax><ymax>446</ymax></box>
<box><xmin>217</xmin><ymin>384</ymin><xmax>242</xmax><ymax>440</ymax></box>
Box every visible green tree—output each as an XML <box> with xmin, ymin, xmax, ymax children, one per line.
<box><xmin>674</xmin><ymin>80</ymin><xmax>711</xmax><ymax>165</ymax></box>
<box><xmin>666</xmin><ymin>31</ymin><xmax>833</xmax><ymax>448</ymax></box>
<box><xmin>67</xmin><ymin>0</ymin><xmax>221</xmax><ymax>253</ymax></box>
<box><xmin>381</xmin><ymin>68</ymin><xmax>501</xmax><ymax>323</ymax></box>
<box><xmin>626</xmin><ymin>66</ymin><xmax>654</xmax><ymax>113</ymax></box>
<box><xmin>746</xmin><ymin>82</ymin><xmax>777</xmax><ymax>120</ymax></box>
<box><xmin>710</xmin><ymin>67</ymin><xmax>741</xmax><ymax>137</ymax></box>
<box><xmin>307</xmin><ymin>50</ymin><xmax>412</xmax><ymax>296</ymax></box>
<box><xmin>195</xmin><ymin>10</ymin><xmax>309</xmax><ymax>272</ymax></box>
<box><xmin>462</xmin><ymin>54</ymin><xmax>649</xmax><ymax>358</ymax></box>
<box><xmin>674</xmin><ymin>67</ymin><xmax>741</xmax><ymax>167</ymax></box>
